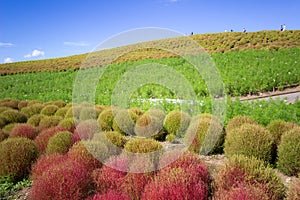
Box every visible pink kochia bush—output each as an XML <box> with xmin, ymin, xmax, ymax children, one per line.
<box><xmin>10</xmin><ymin>123</ymin><xmax>39</xmax><ymax>140</ymax></box>
<box><xmin>92</xmin><ymin>155</ymin><xmax>129</xmax><ymax>193</ymax></box>
<box><xmin>30</xmin><ymin>153</ymin><xmax>66</xmax><ymax>180</ymax></box>
<box><xmin>29</xmin><ymin>160</ymin><xmax>92</xmax><ymax>200</ymax></box>
<box><xmin>142</xmin><ymin>151</ymin><xmax>210</xmax><ymax>200</ymax></box>
<box><xmin>90</xmin><ymin>190</ymin><xmax>131</xmax><ymax>200</ymax></box>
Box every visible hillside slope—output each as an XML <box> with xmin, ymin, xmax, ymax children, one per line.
<box><xmin>0</xmin><ymin>30</ymin><xmax>299</xmax><ymax>75</ymax></box>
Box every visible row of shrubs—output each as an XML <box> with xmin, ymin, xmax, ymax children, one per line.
<box><xmin>1</xmin><ymin>98</ymin><xmax>300</xmax><ymax>176</ymax></box>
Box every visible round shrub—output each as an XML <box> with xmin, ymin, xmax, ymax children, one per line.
<box><xmin>213</xmin><ymin>155</ymin><xmax>285</xmax><ymax>200</ymax></box>
<box><xmin>79</xmin><ymin>106</ymin><xmax>98</xmax><ymax>121</ymax></box>
<box><xmin>65</xmin><ymin>105</ymin><xmax>82</xmax><ymax>119</ymax></box>
<box><xmin>142</xmin><ymin>167</ymin><xmax>208</xmax><ymax>200</ymax></box>
<box><xmin>277</xmin><ymin>127</ymin><xmax>300</xmax><ymax>176</ymax></box>
<box><xmin>145</xmin><ymin>109</ymin><xmax>166</xmax><ymax>122</ymax></box>
<box><xmin>163</xmin><ymin>110</ymin><xmax>191</xmax><ymax>138</ymax></box>
<box><xmin>286</xmin><ymin>176</ymin><xmax>300</xmax><ymax>200</ymax></box>
<box><xmin>46</xmin><ymin>131</ymin><xmax>73</xmax><ymax>154</ymax></box>
<box><xmin>58</xmin><ymin>117</ymin><xmax>77</xmax><ymax>132</ymax></box>
<box><xmin>97</xmin><ymin>107</ymin><xmax>117</xmax><ymax>131</ymax></box>
<box><xmin>0</xmin><ymin>129</ymin><xmax>8</xmax><ymax>142</ymax></box>
<box><xmin>112</xmin><ymin>109</ymin><xmax>138</xmax><ymax>136</ymax></box>
<box><xmin>74</xmin><ymin>119</ymin><xmax>100</xmax><ymax>140</ymax></box>
<box><xmin>34</xmin><ymin>126</ymin><xmax>67</xmax><ymax>153</ymax></box>
<box><xmin>224</xmin><ymin>123</ymin><xmax>274</xmax><ymax>163</ymax></box>
<box><xmin>29</xmin><ymin>160</ymin><xmax>91</xmax><ymax>200</ymax></box>
<box><xmin>267</xmin><ymin>120</ymin><xmax>297</xmax><ymax>146</ymax></box>
<box><xmin>92</xmin><ymin>155</ymin><xmax>129</xmax><ymax>193</ymax></box>
<box><xmin>21</xmin><ymin>103</ymin><xmax>44</xmax><ymax>118</ymax></box>
<box><xmin>0</xmin><ymin>118</ymin><xmax>5</xmax><ymax>129</ymax></box>
<box><xmin>10</xmin><ymin>123</ymin><xmax>39</xmax><ymax>140</ymax></box>
<box><xmin>225</xmin><ymin>115</ymin><xmax>258</xmax><ymax>134</ymax></box>
<box><xmin>129</xmin><ymin>107</ymin><xmax>143</xmax><ymax>116</ymax></box>
<box><xmin>103</xmin><ymin>131</ymin><xmax>127</xmax><ymax>148</ymax></box>
<box><xmin>215</xmin><ymin>182</ymin><xmax>269</xmax><ymax>200</ymax></box>
<box><xmin>124</xmin><ymin>137</ymin><xmax>163</xmax><ymax>170</ymax></box>
<box><xmin>17</xmin><ymin>100</ymin><xmax>29</xmax><ymax>109</ymax></box>
<box><xmin>185</xmin><ymin>116</ymin><xmax>224</xmax><ymax>155</ymax></box>
<box><xmin>30</xmin><ymin>153</ymin><xmax>66</xmax><ymax>180</ymax></box>
<box><xmin>0</xmin><ymin>109</ymin><xmax>27</xmax><ymax>125</ymax></box>
<box><xmin>91</xmin><ymin>190</ymin><xmax>131</xmax><ymax>200</ymax></box>
<box><xmin>45</xmin><ymin>100</ymin><xmax>66</xmax><ymax>108</ymax></box>
<box><xmin>2</xmin><ymin>123</ymin><xmax>18</xmax><ymax>136</ymax></box>
<box><xmin>40</xmin><ymin>105</ymin><xmax>59</xmax><ymax>116</ymax></box>
<box><xmin>27</xmin><ymin>114</ymin><xmax>44</xmax><ymax>127</ymax></box>
<box><xmin>54</xmin><ymin>107</ymin><xmax>69</xmax><ymax>117</ymax></box>
<box><xmin>38</xmin><ymin>115</ymin><xmax>62</xmax><ymax>130</ymax></box>
<box><xmin>26</xmin><ymin>100</ymin><xmax>42</xmax><ymax>107</ymax></box>
<box><xmin>0</xmin><ymin>106</ymin><xmax>12</xmax><ymax>114</ymax></box>
<box><xmin>135</xmin><ymin>114</ymin><xmax>166</xmax><ymax>140</ymax></box>
<box><xmin>67</xmin><ymin>141</ymin><xmax>105</xmax><ymax>170</ymax></box>
<box><xmin>0</xmin><ymin>98</ymin><xmax>19</xmax><ymax>109</ymax></box>
<box><xmin>0</xmin><ymin>137</ymin><xmax>39</xmax><ymax>181</ymax></box>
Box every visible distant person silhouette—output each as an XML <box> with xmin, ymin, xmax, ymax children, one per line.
<box><xmin>280</xmin><ymin>25</ymin><xmax>283</xmax><ymax>32</ymax></box>
<box><xmin>231</xmin><ymin>29</ymin><xmax>234</xmax><ymax>32</ymax></box>
<box><xmin>243</xmin><ymin>28</ymin><xmax>246</xmax><ymax>33</ymax></box>
<box><xmin>190</xmin><ymin>32</ymin><xmax>193</xmax><ymax>35</ymax></box>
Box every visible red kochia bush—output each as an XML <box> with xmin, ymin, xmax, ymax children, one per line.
<box><xmin>90</xmin><ymin>190</ymin><xmax>131</xmax><ymax>200</ymax></box>
<box><xmin>74</xmin><ymin>119</ymin><xmax>100</xmax><ymax>140</ymax></box>
<box><xmin>29</xmin><ymin>160</ymin><xmax>92</xmax><ymax>200</ymax></box>
<box><xmin>142</xmin><ymin>167</ymin><xmax>208</xmax><ymax>200</ymax></box>
<box><xmin>10</xmin><ymin>123</ymin><xmax>39</xmax><ymax>140</ymax></box>
<box><xmin>30</xmin><ymin>153</ymin><xmax>66</xmax><ymax>180</ymax></box>
<box><xmin>34</xmin><ymin>126</ymin><xmax>67</xmax><ymax>153</ymax></box>
<box><xmin>92</xmin><ymin>155</ymin><xmax>129</xmax><ymax>193</ymax></box>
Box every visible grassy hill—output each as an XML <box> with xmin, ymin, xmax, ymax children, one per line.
<box><xmin>0</xmin><ymin>30</ymin><xmax>299</xmax><ymax>75</ymax></box>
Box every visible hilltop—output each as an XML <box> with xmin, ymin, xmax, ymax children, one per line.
<box><xmin>0</xmin><ymin>30</ymin><xmax>299</xmax><ymax>75</ymax></box>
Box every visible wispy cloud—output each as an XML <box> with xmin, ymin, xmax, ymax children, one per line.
<box><xmin>24</xmin><ymin>49</ymin><xmax>45</xmax><ymax>58</ymax></box>
<box><xmin>0</xmin><ymin>42</ymin><xmax>14</xmax><ymax>47</ymax></box>
<box><xmin>165</xmin><ymin>0</ymin><xmax>179</xmax><ymax>3</ymax></box>
<box><xmin>4</xmin><ymin>57</ymin><xmax>13</xmax><ymax>63</ymax></box>
<box><xmin>64</xmin><ymin>41</ymin><xmax>90</xmax><ymax>47</ymax></box>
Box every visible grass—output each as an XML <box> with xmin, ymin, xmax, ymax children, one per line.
<box><xmin>0</xmin><ymin>30</ymin><xmax>299</xmax><ymax>75</ymax></box>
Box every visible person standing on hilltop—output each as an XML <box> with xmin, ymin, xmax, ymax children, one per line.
<box><xmin>243</xmin><ymin>28</ymin><xmax>246</xmax><ymax>33</ymax></box>
<box><xmin>283</xmin><ymin>24</ymin><xmax>286</xmax><ymax>31</ymax></box>
<box><xmin>280</xmin><ymin>25</ymin><xmax>283</xmax><ymax>32</ymax></box>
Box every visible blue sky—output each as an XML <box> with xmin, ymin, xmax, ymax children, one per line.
<box><xmin>0</xmin><ymin>0</ymin><xmax>299</xmax><ymax>63</ymax></box>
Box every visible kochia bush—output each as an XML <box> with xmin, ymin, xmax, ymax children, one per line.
<box><xmin>10</xmin><ymin>123</ymin><xmax>39</xmax><ymax>140</ymax></box>
<box><xmin>46</xmin><ymin>131</ymin><xmax>73</xmax><ymax>154</ymax></box>
<box><xmin>112</xmin><ymin>109</ymin><xmax>138</xmax><ymax>136</ymax></box>
<box><xmin>163</xmin><ymin>110</ymin><xmax>191</xmax><ymax>138</ymax></box>
<box><xmin>0</xmin><ymin>137</ymin><xmax>39</xmax><ymax>181</ymax></box>
<box><xmin>40</xmin><ymin>105</ymin><xmax>59</xmax><ymax>116</ymax></box>
<box><xmin>277</xmin><ymin>127</ymin><xmax>300</xmax><ymax>176</ymax></box>
<box><xmin>225</xmin><ymin>115</ymin><xmax>258</xmax><ymax>134</ymax></box>
<box><xmin>224</xmin><ymin>123</ymin><xmax>274</xmax><ymax>163</ymax></box>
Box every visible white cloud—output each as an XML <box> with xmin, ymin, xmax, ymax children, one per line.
<box><xmin>64</xmin><ymin>41</ymin><xmax>90</xmax><ymax>47</ymax></box>
<box><xmin>24</xmin><ymin>49</ymin><xmax>45</xmax><ymax>58</ymax></box>
<box><xmin>0</xmin><ymin>42</ymin><xmax>14</xmax><ymax>47</ymax></box>
<box><xmin>4</xmin><ymin>57</ymin><xmax>13</xmax><ymax>63</ymax></box>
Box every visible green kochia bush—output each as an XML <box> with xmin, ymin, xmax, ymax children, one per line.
<box><xmin>277</xmin><ymin>127</ymin><xmax>300</xmax><ymax>176</ymax></box>
<box><xmin>134</xmin><ymin>114</ymin><xmax>165</xmax><ymax>140</ymax></box>
<box><xmin>224</xmin><ymin>123</ymin><xmax>274</xmax><ymax>163</ymax></box>
<box><xmin>225</xmin><ymin>115</ymin><xmax>258</xmax><ymax>134</ymax></box>
<box><xmin>112</xmin><ymin>109</ymin><xmax>138</xmax><ymax>136</ymax></box>
<box><xmin>27</xmin><ymin>114</ymin><xmax>44</xmax><ymax>127</ymax></box>
<box><xmin>38</xmin><ymin>115</ymin><xmax>62</xmax><ymax>130</ymax></box>
<box><xmin>97</xmin><ymin>107</ymin><xmax>117</xmax><ymax>131</ymax></box>
<box><xmin>46</xmin><ymin>131</ymin><xmax>73</xmax><ymax>154</ymax></box>
<box><xmin>21</xmin><ymin>103</ymin><xmax>44</xmax><ymax>118</ymax></box>
<box><xmin>40</xmin><ymin>105</ymin><xmax>59</xmax><ymax>116</ymax></box>
<box><xmin>267</xmin><ymin>120</ymin><xmax>298</xmax><ymax>146</ymax></box>
<box><xmin>0</xmin><ymin>109</ymin><xmax>27</xmax><ymax>125</ymax></box>
<box><xmin>286</xmin><ymin>176</ymin><xmax>300</xmax><ymax>200</ymax></box>
<box><xmin>0</xmin><ymin>137</ymin><xmax>39</xmax><ymax>181</ymax></box>
<box><xmin>213</xmin><ymin>155</ymin><xmax>285</xmax><ymax>200</ymax></box>
<box><xmin>185</xmin><ymin>114</ymin><xmax>224</xmax><ymax>155</ymax></box>
<box><xmin>163</xmin><ymin>110</ymin><xmax>191</xmax><ymax>139</ymax></box>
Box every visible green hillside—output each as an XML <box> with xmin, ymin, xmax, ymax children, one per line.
<box><xmin>0</xmin><ymin>30</ymin><xmax>299</xmax><ymax>75</ymax></box>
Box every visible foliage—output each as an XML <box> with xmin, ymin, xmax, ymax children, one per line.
<box><xmin>0</xmin><ymin>176</ymin><xmax>32</xmax><ymax>200</ymax></box>
<box><xmin>40</xmin><ymin>105</ymin><xmax>59</xmax><ymax>116</ymax></box>
<box><xmin>0</xmin><ymin>137</ymin><xmax>39</xmax><ymax>181</ymax></box>
<box><xmin>38</xmin><ymin>115</ymin><xmax>62</xmax><ymax>130</ymax></box>
<box><xmin>97</xmin><ymin>107</ymin><xmax>117</xmax><ymax>131</ymax></box>
<box><xmin>27</xmin><ymin>114</ymin><xmax>44</xmax><ymax>127</ymax></box>
<box><xmin>30</xmin><ymin>153</ymin><xmax>66</xmax><ymax>180</ymax></box>
<box><xmin>74</xmin><ymin>119</ymin><xmax>100</xmax><ymax>140</ymax></box>
<box><xmin>0</xmin><ymin>109</ymin><xmax>27</xmax><ymax>125</ymax></box>
<box><xmin>29</xmin><ymin>160</ymin><xmax>92</xmax><ymax>200</ymax></box>
<box><xmin>34</xmin><ymin>126</ymin><xmax>67</xmax><ymax>153</ymax></box>
<box><xmin>225</xmin><ymin>115</ymin><xmax>258</xmax><ymax>134</ymax></box>
<box><xmin>58</xmin><ymin>117</ymin><xmax>77</xmax><ymax>132</ymax></box>
<box><xmin>185</xmin><ymin>114</ymin><xmax>224</xmax><ymax>155</ymax></box>
<box><xmin>213</xmin><ymin>155</ymin><xmax>285</xmax><ymax>200</ymax></box>
<box><xmin>45</xmin><ymin>131</ymin><xmax>73</xmax><ymax>154</ymax></box>
<box><xmin>54</xmin><ymin>106</ymin><xmax>69</xmax><ymax>117</ymax></box>
<box><xmin>90</xmin><ymin>190</ymin><xmax>131</xmax><ymax>200</ymax></box>
<box><xmin>163</xmin><ymin>110</ymin><xmax>191</xmax><ymax>138</ymax></box>
<box><xmin>112</xmin><ymin>109</ymin><xmax>139</xmax><ymax>136</ymax></box>
<box><xmin>21</xmin><ymin>103</ymin><xmax>44</xmax><ymax>118</ymax></box>
<box><xmin>224</xmin><ymin>123</ymin><xmax>274</xmax><ymax>163</ymax></box>
<box><xmin>277</xmin><ymin>127</ymin><xmax>300</xmax><ymax>176</ymax></box>
<box><xmin>103</xmin><ymin>131</ymin><xmax>127</xmax><ymax>148</ymax></box>
<box><xmin>9</xmin><ymin>123</ymin><xmax>39</xmax><ymax>140</ymax></box>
